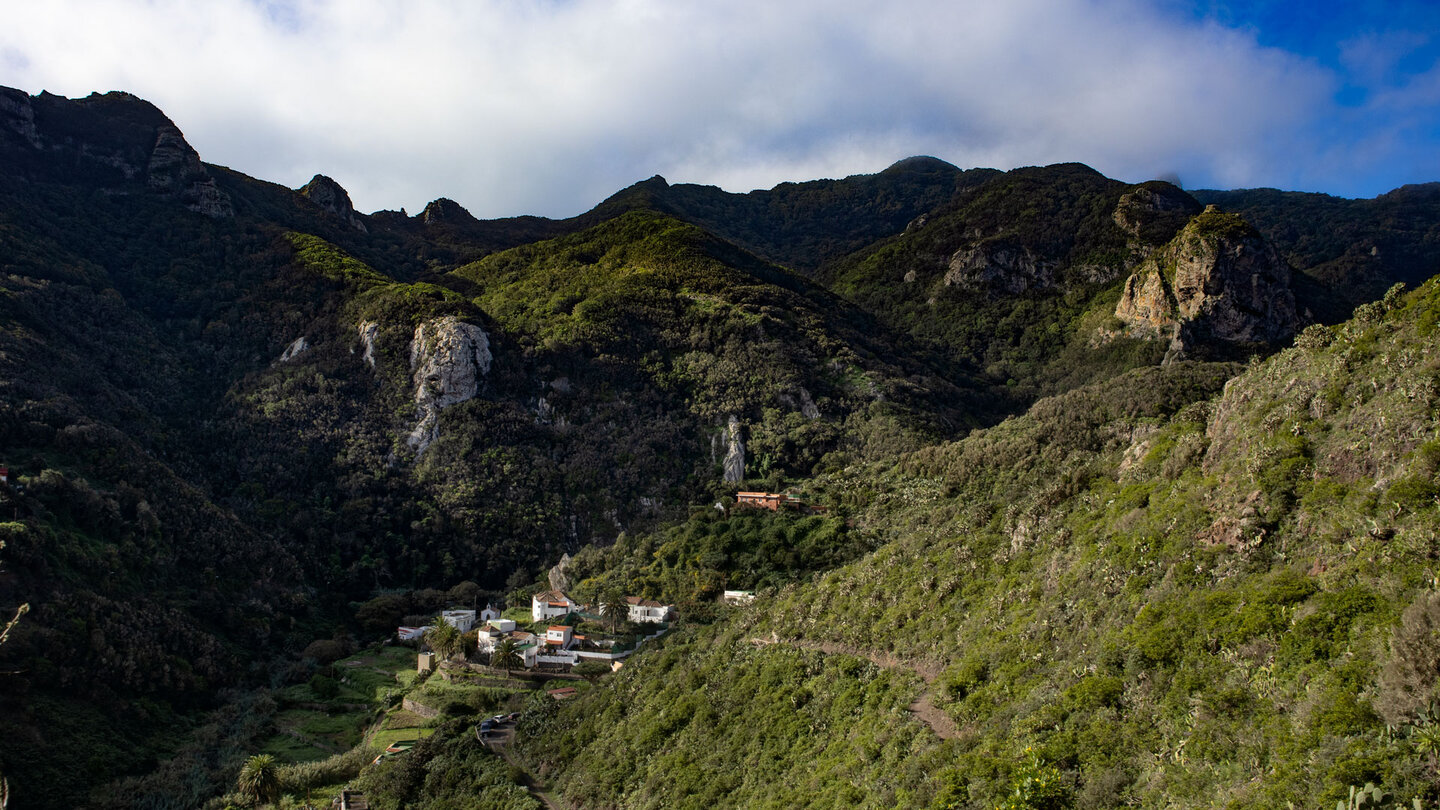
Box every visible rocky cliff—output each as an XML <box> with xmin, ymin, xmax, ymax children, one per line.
<box><xmin>0</xmin><ymin>87</ymin><xmax>232</xmax><ymax>217</ymax></box>
<box><xmin>1114</xmin><ymin>206</ymin><xmax>1297</xmax><ymax>356</ymax></box>
<box><xmin>299</xmin><ymin>174</ymin><xmax>367</xmax><ymax>231</ymax></box>
<box><xmin>406</xmin><ymin>316</ymin><xmax>493</xmax><ymax>453</ymax></box>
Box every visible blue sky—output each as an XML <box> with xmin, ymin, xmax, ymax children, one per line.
<box><xmin>2</xmin><ymin>0</ymin><xmax>1438</xmax><ymax>217</ymax></box>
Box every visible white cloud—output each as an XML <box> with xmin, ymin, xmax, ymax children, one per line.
<box><xmin>0</xmin><ymin>0</ymin><xmax>1427</xmax><ymax>216</ymax></box>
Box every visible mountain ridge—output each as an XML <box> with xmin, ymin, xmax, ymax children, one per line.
<box><xmin>1</xmin><ymin>84</ymin><xmax>1439</xmax><ymax>809</ymax></box>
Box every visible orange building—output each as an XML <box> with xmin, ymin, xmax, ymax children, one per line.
<box><xmin>734</xmin><ymin>492</ymin><xmax>827</xmax><ymax>514</ymax></box>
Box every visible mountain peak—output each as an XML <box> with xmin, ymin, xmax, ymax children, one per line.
<box><xmin>299</xmin><ymin>174</ymin><xmax>367</xmax><ymax>231</ymax></box>
<box><xmin>881</xmin><ymin>155</ymin><xmax>960</xmax><ymax>175</ymax></box>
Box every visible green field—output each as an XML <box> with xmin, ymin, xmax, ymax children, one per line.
<box><xmin>257</xmin><ymin>645</ymin><xmax>421</xmax><ymax>765</ymax></box>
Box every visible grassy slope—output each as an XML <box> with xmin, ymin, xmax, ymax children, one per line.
<box><xmin>519</xmin><ymin>277</ymin><xmax>1440</xmax><ymax>809</ymax></box>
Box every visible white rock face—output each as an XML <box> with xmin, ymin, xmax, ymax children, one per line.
<box><xmin>406</xmin><ymin>317</ymin><xmax>492</xmax><ymax>453</ymax></box>
<box><xmin>722</xmin><ymin>415</ymin><xmax>746</xmax><ymax>483</ymax></box>
<box><xmin>275</xmin><ymin>336</ymin><xmax>309</xmax><ymax>364</ymax></box>
<box><xmin>357</xmin><ymin>321</ymin><xmax>379</xmax><ymax>367</ymax></box>
<box><xmin>798</xmin><ymin>387</ymin><xmax>821</xmax><ymax>420</ymax></box>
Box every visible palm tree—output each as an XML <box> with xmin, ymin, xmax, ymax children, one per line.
<box><xmin>425</xmin><ymin>619</ymin><xmax>463</xmax><ymax>660</ymax></box>
<box><xmin>493</xmin><ymin>637</ymin><xmax>523</xmax><ymax>675</ymax></box>
<box><xmin>602</xmin><ymin>592</ymin><xmax>629</xmax><ymax>633</ymax></box>
<box><xmin>237</xmin><ymin>753</ymin><xmax>281</xmax><ymax>807</ymax></box>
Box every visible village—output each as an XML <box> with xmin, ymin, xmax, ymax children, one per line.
<box><xmin>399</xmin><ymin>590</ymin><xmax>678</xmax><ymax>677</ymax></box>
<box><xmin>238</xmin><ymin>492</ymin><xmax>798</xmax><ymax>808</ymax></box>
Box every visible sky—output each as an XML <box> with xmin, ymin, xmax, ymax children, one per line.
<box><xmin>2</xmin><ymin>0</ymin><xmax>1439</xmax><ymax>218</ymax></box>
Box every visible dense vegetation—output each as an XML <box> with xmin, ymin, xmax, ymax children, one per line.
<box><xmin>3</xmin><ymin>85</ymin><xmax>1440</xmax><ymax>809</ymax></box>
<box><xmin>819</xmin><ymin>164</ymin><xmax>1175</xmax><ymax>397</ymax></box>
<box><xmin>519</xmin><ymin>278</ymin><xmax>1440</xmax><ymax>809</ymax></box>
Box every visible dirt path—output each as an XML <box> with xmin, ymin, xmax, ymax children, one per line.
<box><xmin>482</xmin><ymin>724</ymin><xmax>571</xmax><ymax>810</ymax></box>
<box><xmin>749</xmin><ymin>636</ymin><xmax>960</xmax><ymax>741</ymax></box>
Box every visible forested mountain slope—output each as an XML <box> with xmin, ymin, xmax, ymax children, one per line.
<box><xmin>1</xmin><ymin>84</ymin><xmax>1438</xmax><ymax>809</ymax></box>
<box><xmin>519</xmin><ymin>278</ymin><xmax>1440</xmax><ymax>810</ymax></box>
<box><xmin>0</xmin><ymin>86</ymin><xmax>991</xmax><ymax>807</ymax></box>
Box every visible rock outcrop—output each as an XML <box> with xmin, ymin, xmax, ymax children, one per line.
<box><xmin>299</xmin><ymin>174</ymin><xmax>367</xmax><ymax>232</ymax></box>
<box><xmin>548</xmin><ymin>553</ymin><xmax>573</xmax><ymax>593</ymax></box>
<box><xmin>275</xmin><ymin>336</ymin><xmax>309</xmax><ymax>364</ymax></box>
<box><xmin>357</xmin><ymin>321</ymin><xmax>379</xmax><ymax>367</ymax></box>
<box><xmin>0</xmin><ymin>87</ymin><xmax>42</xmax><ymax>148</ymax></box>
<box><xmin>420</xmin><ymin>198</ymin><xmax>478</xmax><ymax>226</ymax></box>
<box><xmin>1114</xmin><ymin>206</ymin><xmax>1296</xmax><ymax>358</ymax></box>
<box><xmin>407</xmin><ymin>317</ymin><xmax>493</xmax><ymax>454</ymax></box>
<box><xmin>722</xmin><ymin>415</ymin><xmax>746</xmax><ymax>483</ymax></box>
<box><xmin>145</xmin><ymin>125</ymin><xmax>234</xmax><ymax>217</ymax></box>
<box><xmin>943</xmin><ymin>242</ymin><xmax>1056</xmax><ymax>294</ymax></box>
<box><xmin>1112</xmin><ymin>181</ymin><xmax>1202</xmax><ymax>245</ymax></box>
<box><xmin>0</xmin><ymin>86</ymin><xmax>233</xmax><ymax>217</ymax></box>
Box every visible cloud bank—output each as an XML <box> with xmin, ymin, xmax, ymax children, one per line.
<box><xmin>2</xmin><ymin>0</ymin><xmax>1435</xmax><ymax>217</ymax></box>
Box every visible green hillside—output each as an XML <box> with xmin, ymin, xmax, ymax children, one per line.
<box><xmin>2</xmin><ymin>84</ymin><xmax>1440</xmax><ymax>810</ymax></box>
<box><xmin>515</xmin><ymin>278</ymin><xmax>1440</xmax><ymax>810</ymax></box>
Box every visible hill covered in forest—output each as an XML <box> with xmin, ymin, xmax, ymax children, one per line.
<box><xmin>0</xmin><ymin>85</ymin><xmax>1438</xmax><ymax>809</ymax></box>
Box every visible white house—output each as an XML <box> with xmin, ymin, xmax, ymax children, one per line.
<box><xmin>545</xmin><ymin>625</ymin><xmax>575</xmax><ymax>649</ymax></box>
<box><xmin>487</xmin><ymin>618</ymin><xmax>516</xmax><ymax>633</ymax></box>
<box><xmin>722</xmin><ymin>590</ymin><xmax>756</xmax><ymax>606</ymax></box>
<box><xmin>441</xmin><ymin>609</ymin><xmax>476</xmax><ymax>633</ymax></box>
<box><xmin>626</xmin><ymin>596</ymin><xmax>672</xmax><ymax>623</ymax></box>
<box><xmin>531</xmin><ymin>590</ymin><xmax>580</xmax><ymax>622</ymax></box>
<box><xmin>477</xmin><ymin>627</ymin><xmax>540</xmax><ymax>669</ymax></box>
<box><xmin>397</xmin><ymin>625</ymin><xmax>432</xmax><ymax>641</ymax></box>
<box><xmin>479</xmin><ymin>604</ymin><xmax>501</xmax><ymax>623</ymax></box>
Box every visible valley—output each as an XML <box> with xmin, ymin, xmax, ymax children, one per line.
<box><xmin>1</xmin><ymin>84</ymin><xmax>1439</xmax><ymax>809</ymax></box>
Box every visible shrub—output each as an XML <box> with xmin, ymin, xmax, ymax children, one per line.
<box><xmin>1377</xmin><ymin>592</ymin><xmax>1440</xmax><ymax>726</ymax></box>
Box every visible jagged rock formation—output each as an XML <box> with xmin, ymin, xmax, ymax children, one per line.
<box><xmin>0</xmin><ymin>87</ymin><xmax>232</xmax><ymax>217</ymax></box>
<box><xmin>407</xmin><ymin>317</ymin><xmax>493</xmax><ymax>453</ymax></box>
<box><xmin>1112</xmin><ymin>181</ymin><xmax>1203</xmax><ymax>244</ymax></box>
<box><xmin>1114</xmin><ymin>206</ymin><xmax>1296</xmax><ymax>357</ymax></box>
<box><xmin>357</xmin><ymin>321</ymin><xmax>379</xmax><ymax>367</ymax></box>
<box><xmin>0</xmin><ymin>88</ymin><xmax>42</xmax><ymax>148</ymax></box>
<box><xmin>722</xmin><ymin>415</ymin><xmax>746</xmax><ymax>482</ymax></box>
<box><xmin>777</xmin><ymin>388</ymin><xmax>821</xmax><ymax>420</ymax></box>
<box><xmin>146</xmin><ymin>125</ymin><xmax>233</xmax><ymax>217</ymax></box>
<box><xmin>275</xmin><ymin>336</ymin><xmax>309</xmax><ymax>364</ymax></box>
<box><xmin>299</xmin><ymin>174</ymin><xmax>367</xmax><ymax>232</ymax></box>
<box><xmin>943</xmin><ymin>241</ymin><xmax>1057</xmax><ymax>293</ymax></box>
<box><xmin>548</xmin><ymin>553</ymin><xmax>573</xmax><ymax>593</ymax></box>
<box><xmin>420</xmin><ymin>197</ymin><xmax>477</xmax><ymax>225</ymax></box>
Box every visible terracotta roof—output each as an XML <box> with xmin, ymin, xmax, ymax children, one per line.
<box><xmin>625</xmin><ymin>596</ymin><xmax>666</xmax><ymax>608</ymax></box>
<box><xmin>548</xmin><ymin>625</ymin><xmax>570</xmax><ymax>632</ymax></box>
<box><xmin>533</xmin><ymin>590</ymin><xmax>570</xmax><ymax>602</ymax></box>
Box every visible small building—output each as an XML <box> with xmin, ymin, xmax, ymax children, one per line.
<box><xmin>0</xmin><ymin>467</ymin><xmax>8</xmax><ymax>484</ymax></box>
<box><xmin>479</xmin><ymin>604</ymin><xmax>501</xmax><ymax>623</ymax></box>
<box><xmin>547</xmin><ymin>686</ymin><xmax>578</xmax><ymax>700</ymax></box>
<box><xmin>722</xmin><ymin>590</ymin><xmax>756</xmax><ymax>606</ymax></box>
<box><xmin>625</xmin><ymin>597</ymin><xmax>672</xmax><ymax>623</ymax></box>
<box><xmin>477</xmin><ymin>628</ymin><xmax>540</xmax><ymax>669</ymax></box>
<box><xmin>417</xmin><ymin>652</ymin><xmax>436</xmax><ymax>673</ymax></box>
<box><xmin>441</xmin><ymin>609</ymin><xmax>476</xmax><ymax>633</ymax></box>
<box><xmin>531</xmin><ymin>590</ymin><xmax>581</xmax><ymax>622</ymax></box>
<box><xmin>735</xmin><ymin>491</ymin><xmax>828</xmax><ymax>513</ymax></box>
<box><xmin>397</xmin><ymin>625</ymin><xmax>432</xmax><ymax>641</ymax></box>
<box><xmin>487</xmin><ymin>618</ymin><xmax>516</xmax><ymax>633</ymax></box>
<box><xmin>545</xmin><ymin>625</ymin><xmax>574</xmax><ymax>648</ymax></box>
